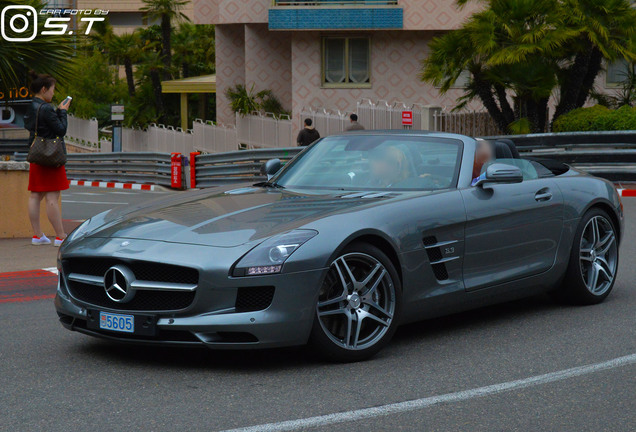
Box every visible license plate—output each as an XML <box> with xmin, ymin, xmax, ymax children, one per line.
<box><xmin>99</xmin><ymin>311</ymin><xmax>134</xmax><ymax>333</ymax></box>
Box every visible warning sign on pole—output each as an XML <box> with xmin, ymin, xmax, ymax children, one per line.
<box><xmin>402</xmin><ymin>111</ymin><xmax>413</xmax><ymax>127</ymax></box>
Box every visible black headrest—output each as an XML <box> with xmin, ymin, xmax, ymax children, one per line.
<box><xmin>494</xmin><ymin>140</ymin><xmax>513</xmax><ymax>159</ymax></box>
<box><xmin>495</xmin><ymin>138</ymin><xmax>520</xmax><ymax>159</ymax></box>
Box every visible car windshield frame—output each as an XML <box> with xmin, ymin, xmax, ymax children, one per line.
<box><xmin>270</xmin><ymin>134</ymin><xmax>464</xmax><ymax>192</ymax></box>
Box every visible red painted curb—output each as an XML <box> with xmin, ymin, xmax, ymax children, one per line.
<box><xmin>0</xmin><ymin>269</ymin><xmax>58</xmax><ymax>304</ymax></box>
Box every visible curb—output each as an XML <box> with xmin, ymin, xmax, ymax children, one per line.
<box><xmin>70</xmin><ymin>180</ymin><xmax>155</xmax><ymax>191</ymax></box>
<box><xmin>617</xmin><ymin>189</ymin><xmax>636</xmax><ymax>197</ymax></box>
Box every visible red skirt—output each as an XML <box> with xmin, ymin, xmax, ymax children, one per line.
<box><xmin>28</xmin><ymin>163</ymin><xmax>69</xmax><ymax>192</ymax></box>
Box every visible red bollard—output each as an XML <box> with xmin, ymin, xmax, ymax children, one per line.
<box><xmin>190</xmin><ymin>151</ymin><xmax>200</xmax><ymax>189</ymax></box>
<box><xmin>171</xmin><ymin>152</ymin><xmax>184</xmax><ymax>189</ymax></box>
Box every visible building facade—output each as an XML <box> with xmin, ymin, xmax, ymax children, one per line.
<box><xmin>194</xmin><ymin>0</ymin><xmax>487</xmax><ymax>128</ymax></box>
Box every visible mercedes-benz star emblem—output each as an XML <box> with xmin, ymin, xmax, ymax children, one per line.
<box><xmin>104</xmin><ymin>266</ymin><xmax>136</xmax><ymax>303</ymax></box>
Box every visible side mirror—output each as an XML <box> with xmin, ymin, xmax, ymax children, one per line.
<box><xmin>264</xmin><ymin>158</ymin><xmax>282</xmax><ymax>180</ymax></box>
<box><xmin>475</xmin><ymin>163</ymin><xmax>523</xmax><ymax>187</ymax></box>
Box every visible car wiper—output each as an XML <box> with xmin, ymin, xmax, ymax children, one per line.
<box><xmin>253</xmin><ymin>181</ymin><xmax>285</xmax><ymax>189</ymax></box>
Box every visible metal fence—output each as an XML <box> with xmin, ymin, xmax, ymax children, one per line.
<box><xmin>65</xmin><ymin>115</ymin><xmax>99</xmax><ymax>147</ymax></box>
<box><xmin>192</xmin><ymin>120</ymin><xmax>239</xmax><ymax>154</ymax></box>
<box><xmin>193</xmin><ymin>147</ymin><xmax>303</xmax><ymax>188</ymax></box>
<box><xmin>434</xmin><ymin>110</ymin><xmax>500</xmax><ymax>136</ymax></box>
<box><xmin>65</xmin><ymin>152</ymin><xmax>181</xmax><ymax>188</ymax></box>
<box><xmin>236</xmin><ymin>112</ymin><xmax>294</xmax><ymax>149</ymax></box>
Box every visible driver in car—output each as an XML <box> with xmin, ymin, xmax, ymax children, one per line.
<box><xmin>370</xmin><ymin>146</ymin><xmax>413</xmax><ymax>188</ymax></box>
<box><xmin>471</xmin><ymin>139</ymin><xmax>494</xmax><ymax>186</ymax></box>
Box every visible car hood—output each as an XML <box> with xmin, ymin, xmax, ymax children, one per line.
<box><xmin>90</xmin><ymin>185</ymin><xmax>419</xmax><ymax>247</ymax></box>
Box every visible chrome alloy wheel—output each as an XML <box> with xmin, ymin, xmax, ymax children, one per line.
<box><xmin>579</xmin><ymin>215</ymin><xmax>618</xmax><ymax>296</ymax></box>
<box><xmin>317</xmin><ymin>253</ymin><xmax>396</xmax><ymax>350</ymax></box>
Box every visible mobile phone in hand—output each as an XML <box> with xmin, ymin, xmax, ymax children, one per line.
<box><xmin>63</xmin><ymin>96</ymin><xmax>72</xmax><ymax>104</ymax></box>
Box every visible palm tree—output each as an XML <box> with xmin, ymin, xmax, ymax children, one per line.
<box><xmin>422</xmin><ymin>0</ymin><xmax>636</xmax><ymax>133</ymax></box>
<box><xmin>108</xmin><ymin>33</ymin><xmax>140</xmax><ymax>97</ymax></box>
<box><xmin>141</xmin><ymin>0</ymin><xmax>190</xmax><ymax>80</ymax></box>
<box><xmin>0</xmin><ymin>0</ymin><xmax>74</xmax><ymax>93</ymax></box>
<box><xmin>172</xmin><ymin>23</ymin><xmax>215</xmax><ymax>78</ymax></box>
<box><xmin>552</xmin><ymin>0</ymin><xmax>636</xmax><ymax>121</ymax></box>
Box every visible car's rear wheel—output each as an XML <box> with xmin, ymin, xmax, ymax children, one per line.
<box><xmin>309</xmin><ymin>243</ymin><xmax>401</xmax><ymax>362</ymax></box>
<box><xmin>558</xmin><ymin>208</ymin><xmax>619</xmax><ymax>305</ymax></box>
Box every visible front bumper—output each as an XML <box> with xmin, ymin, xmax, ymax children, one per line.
<box><xmin>55</xmin><ymin>238</ymin><xmax>327</xmax><ymax>349</ymax></box>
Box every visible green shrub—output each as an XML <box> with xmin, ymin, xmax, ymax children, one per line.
<box><xmin>553</xmin><ymin>105</ymin><xmax>636</xmax><ymax>132</ymax></box>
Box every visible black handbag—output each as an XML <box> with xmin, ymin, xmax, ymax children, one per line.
<box><xmin>27</xmin><ymin>103</ymin><xmax>67</xmax><ymax>167</ymax></box>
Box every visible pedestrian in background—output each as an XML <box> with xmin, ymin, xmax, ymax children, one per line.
<box><xmin>24</xmin><ymin>71</ymin><xmax>71</xmax><ymax>247</ymax></box>
<box><xmin>346</xmin><ymin>113</ymin><xmax>365</xmax><ymax>131</ymax></box>
<box><xmin>297</xmin><ymin>118</ymin><xmax>320</xmax><ymax>146</ymax></box>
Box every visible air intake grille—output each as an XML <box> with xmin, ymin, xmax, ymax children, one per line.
<box><xmin>235</xmin><ymin>287</ymin><xmax>275</xmax><ymax>312</ymax></box>
<box><xmin>423</xmin><ymin>236</ymin><xmax>449</xmax><ymax>281</ymax></box>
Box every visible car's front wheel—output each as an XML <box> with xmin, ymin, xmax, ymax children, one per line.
<box><xmin>557</xmin><ymin>208</ymin><xmax>619</xmax><ymax>305</ymax></box>
<box><xmin>309</xmin><ymin>243</ymin><xmax>401</xmax><ymax>362</ymax></box>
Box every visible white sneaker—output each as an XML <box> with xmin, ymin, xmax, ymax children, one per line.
<box><xmin>53</xmin><ymin>237</ymin><xmax>65</xmax><ymax>247</ymax></box>
<box><xmin>32</xmin><ymin>234</ymin><xmax>51</xmax><ymax>245</ymax></box>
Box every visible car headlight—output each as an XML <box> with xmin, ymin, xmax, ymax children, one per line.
<box><xmin>233</xmin><ymin>230</ymin><xmax>318</xmax><ymax>276</ymax></box>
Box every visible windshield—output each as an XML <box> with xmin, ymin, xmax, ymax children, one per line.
<box><xmin>272</xmin><ymin>135</ymin><xmax>463</xmax><ymax>191</ymax></box>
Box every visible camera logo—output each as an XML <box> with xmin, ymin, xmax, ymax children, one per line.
<box><xmin>1</xmin><ymin>5</ymin><xmax>37</xmax><ymax>42</ymax></box>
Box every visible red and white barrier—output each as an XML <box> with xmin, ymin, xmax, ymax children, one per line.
<box><xmin>69</xmin><ymin>180</ymin><xmax>155</xmax><ymax>191</ymax></box>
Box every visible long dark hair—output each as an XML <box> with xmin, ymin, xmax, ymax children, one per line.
<box><xmin>29</xmin><ymin>70</ymin><xmax>56</xmax><ymax>94</ymax></box>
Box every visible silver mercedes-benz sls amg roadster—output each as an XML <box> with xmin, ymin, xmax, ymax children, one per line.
<box><xmin>55</xmin><ymin>131</ymin><xmax>623</xmax><ymax>361</ymax></box>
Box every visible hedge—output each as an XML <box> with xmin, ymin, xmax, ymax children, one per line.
<box><xmin>553</xmin><ymin>105</ymin><xmax>636</xmax><ymax>132</ymax></box>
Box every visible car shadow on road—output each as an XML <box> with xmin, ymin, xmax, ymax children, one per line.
<box><xmin>73</xmin><ymin>293</ymin><xmax>574</xmax><ymax>371</ymax></box>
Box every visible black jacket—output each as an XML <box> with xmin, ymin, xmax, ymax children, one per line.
<box><xmin>296</xmin><ymin>127</ymin><xmax>320</xmax><ymax>147</ymax></box>
<box><xmin>24</xmin><ymin>97</ymin><xmax>68</xmax><ymax>141</ymax></box>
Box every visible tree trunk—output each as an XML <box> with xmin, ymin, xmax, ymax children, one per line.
<box><xmin>150</xmin><ymin>69</ymin><xmax>165</xmax><ymax>123</ymax></box>
<box><xmin>553</xmin><ymin>40</ymin><xmax>595</xmax><ymax>121</ymax></box>
<box><xmin>182</xmin><ymin>62</ymin><xmax>189</xmax><ymax>79</ymax></box>
<box><xmin>124</xmin><ymin>58</ymin><xmax>135</xmax><ymax>97</ymax></box>
<box><xmin>527</xmin><ymin>97</ymin><xmax>549</xmax><ymax>133</ymax></box>
<box><xmin>472</xmin><ymin>74</ymin><xmax>510</xmax><ymax>133</ymax></box>
<box><xmin>161</xmin><ymin>14</ymin><xmax>172</xmax><ymax>80</ymax></box>
<box><xmin>494</xmin><ymin>83</ymin><xmax>515</xmax><ymax>125</ymax></box>
<box><xmin>576</xmin><ymin>47</ymin><xmax>603</xmax><ymax>108</ymax></box>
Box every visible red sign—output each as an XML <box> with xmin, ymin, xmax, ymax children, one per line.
<box><xmin>190</xmin><ymin>152</ymin><xmax>200</xmax><ymax>189</ymax></box>
<box><xmin>171</xmin><ymin>153</ymin><xmax>183</xmax><ymax>189</ymax></box>
<box><xmin>402</xmin><ymin>111</ymin><xmax>413</xmax><ymax>126</ymax></box>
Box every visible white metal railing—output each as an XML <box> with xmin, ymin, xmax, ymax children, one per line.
<box><xmin>192</xmin><ymin>120</ymin><xmax>239</xmax><ymax>154</ymax></box>
<box><xmin>66</xmin><ymin>115</ymin><xmax>99</xmax><ymax>147</ymax></box>
<box><xmin>236</xmin><ymin>112</ymin><xmax>294</xmax><ymax>149</ymax></box>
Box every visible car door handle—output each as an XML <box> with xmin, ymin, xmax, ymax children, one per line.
<box><xmin>535</xmin><ymin>189</ymin><xmax>553</xmax><ymax>202</ymax></box>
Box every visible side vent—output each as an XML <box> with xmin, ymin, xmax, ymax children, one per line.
<box><xmin>423</xmin><ymin>235</ymin><xmax>457</xmax><ymax>281</ymax></box>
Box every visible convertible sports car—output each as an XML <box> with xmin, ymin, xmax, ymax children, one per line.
<box><xmin>55</xmin><ymin>131</ymin><xmax>623</xmax><ymax>361</ymax></box>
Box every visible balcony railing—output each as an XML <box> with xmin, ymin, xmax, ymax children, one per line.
<box><xmin>273</xmin><ymin>1</ymin><xmax>398</xmax><ymax>6</ymax></box>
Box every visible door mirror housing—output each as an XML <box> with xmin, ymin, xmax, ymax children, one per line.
<box><xmin>264</xmin><ymin>158</ymin><xmax>282</xmax><ymax>180</ymax></box>
<box><xmin>475</xmin><ymin>163</ymin><xmax>523</xmax><ymax>187</ymax></box>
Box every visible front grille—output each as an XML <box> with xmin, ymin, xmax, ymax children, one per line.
<box><xmin>63</xmin><ymin>258</ymin><xmax>199</xmax><ymax>284</ymax></box>
<box><xmin>68</xmin><ymin>281</ymin><xmax>195</xmax><ymax>311</ymax></box>
<box><xmin>63</xmin><ymin>258</ymin><xmax>198</xmax><ymax>312</ymax></box>
<box><xmin>235</xmin><ymin>286</ymin><xmax>275</xmax><ymax>312</ymax></box>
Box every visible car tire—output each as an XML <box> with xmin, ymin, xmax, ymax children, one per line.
<box><xmin>556</xmin><ymin>208</ymin><xmax>619</xmax><ymax>305</ymax></box>
<box><xmin>309</xmin><ymin>242</ymin><xmax>402</xmax><ymax>362</ymax></box>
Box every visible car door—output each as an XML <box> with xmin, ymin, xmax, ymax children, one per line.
<box><xmin>460</xmin><ymin>159</ymin><xmax>564</xmax><ymax>291</ymax></box>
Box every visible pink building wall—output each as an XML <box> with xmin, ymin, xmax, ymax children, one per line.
<box><xmin>215</xmin><ymin>24</ymin><xmax>246</xmax><ymax>125</ymax></box>
<box><xmin>245</xmin><ymin>25</ymin><xmax>292</xmax><ymax>114</ymax></box>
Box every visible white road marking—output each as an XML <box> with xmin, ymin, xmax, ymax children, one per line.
<box><xmin>61</xmin><ymin>200</ymin><xmax>127</xmax><ymax>205</ymax></box>
<box><xmin>70</xmin><ymin>192</ymin><xmax>102</xmax><ymax>196</ymax></box>
<box><xmin>42</xmin><ymin>267</ymin><xmax>59</xmax><ymax>275</ymax></box>
<box><xmin>222</xmin><ymin>353</ymin><xmax>636</xmax><ymax>432</ymax></box>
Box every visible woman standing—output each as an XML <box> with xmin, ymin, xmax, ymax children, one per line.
<box><xmin>24</xmin><ymin>71</ymin><xmax>71</xmax><ymax>246</ymax></box>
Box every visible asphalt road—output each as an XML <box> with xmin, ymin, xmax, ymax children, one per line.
<box><xmin>0</xmin><ymin>193</ymin><xmax>634</xmax><ymax>431</ymax></box>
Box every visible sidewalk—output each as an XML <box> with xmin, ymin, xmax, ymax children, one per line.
<box><xmin>0</xmin><ymin>219</ymin><xmax>82</xmax><ymax>273</ymax></box>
